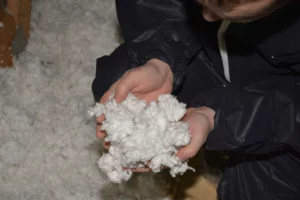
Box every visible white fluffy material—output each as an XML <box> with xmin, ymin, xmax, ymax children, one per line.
<box><xmin>89</xmin><ymin>94</ymin><xmax>193</xmax><ymax>183</ymax></box>
<box><xmin>0</xmin><ymin>0</ymin><xmax>176</xmax><ymax>199</ymax></box>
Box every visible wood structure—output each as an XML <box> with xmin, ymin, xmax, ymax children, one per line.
<box><xmin>0</xmin><ymin>0</ymin><xmax>31</xmax><ymax>67</ymax></box>
<box><xmin>171</xmin><ymin>152</ymin><xmax>219</xmax><ymax>200</ymax></box>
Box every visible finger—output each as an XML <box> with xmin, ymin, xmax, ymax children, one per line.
<box><xmin>114</xmin><ymin>72</ymin><xmax>138</xmax><ymax>103</ymax></box>
<box><xmin>122</xmin><ymin>167</ymin><xmax>149</xmax><ymax>172</ymax></box>
<box><xmin>96</xmin><ymin>121</ymin><xmax>106</xmax><ymax>139</ymax></box>
<box><xmin>176</xmin><ymin>133</ymin><xmax>203</xmax><ymax>162</ymax></box>
<box><xmin>130</xmin><ymin>166</ymin><xmax>167</xmax><ymax>172</ymax></box>
<box><xmin>176</xmin><ymin>146</ymin><xmax>197</xmax><ymax>162</ymax></box>
<box><xmin>96</xmin><ymin>115</ymin><xmax>106</xmax><ymax>139</ymax></box>
<box><xmin>103</xmin><ymin>141</ymin><xmax>110</xmax><ymax>149</ymax></box>
<box><xmin>100</xmin><ymin>81</ymin><xmax>119</xmax><ymax>104</ymax></box>
<box><xmin>123</xmin><ymin>160</ymin><xmax>152</xmax><ymax>172</ymax></box>
<box><xmin>100</xmin><ymin>91</ymin><xmax>112</xmax><ymax>104</ymax></box>
<box><xmin>96</xmin><ymin>131</ymin><xmax>106</xmax><ymax>139</ymax></box>
<box><xmin>182</xmin><ymin>108</ymin><xmax>197</xmax><ymax>120</ymax></box>
<box><xmin>96</xmin><ymin>115</ymin><xmax>105</xmax><ymax>124</ymax></box>
<box><xmin>131</xmin><ymin>168</ymin><xmax>151</xmax><ymax>172</ymax></box>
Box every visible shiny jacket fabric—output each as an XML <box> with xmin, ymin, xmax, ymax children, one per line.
<box><xmin>92</xmin><ymin>0</ymin><xmax>300</xmax><ymax>199</ymax></box>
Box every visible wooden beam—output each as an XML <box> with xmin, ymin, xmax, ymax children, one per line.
<box><xmin>19</xmin><ymin>0</ymin><xmax>31</xmax><ymax>39</ymax></box>
<box><xmin>0</xmin><ymin>0</ymin><xmax>31</xmax><ymax>67</ymax></box>
<box><xmin>0</xmin><ymin>7</ymin><xmax>16</xmax><ymax>67</ymax></box>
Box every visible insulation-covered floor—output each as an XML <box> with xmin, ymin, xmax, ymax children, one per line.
<box><xmin>0</xmin><ymin>0</ymin><xmax>174</xmax><ymax>199</ymax></box>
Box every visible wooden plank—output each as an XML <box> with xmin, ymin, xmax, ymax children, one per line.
<box><xmin>7</xmin><ymin>0</ymin><xmax>19</xmax><ymax>25</ymax></box>
<box><xmin>171</xmin><ymin>152</ymin><xmax>218</xmax><ymax>200</ymax></box>
<box><xmin>0</xmin><ymin>0</ymin><xmax>31</xmax><ymax>67</ymax></box>
<box><xmin>19</xmin><ymin>0</ymin><xmax>31</xmax><ymax>39</ymax></box>
<box><xmin>0</xmin><ymin>7</ymin><xmax>16</xmax><ymax>67</ymax></box>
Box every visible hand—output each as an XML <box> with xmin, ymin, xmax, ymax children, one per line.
<box><xmin>123</xmin><ymin>106</ymin><xmax>215</xmax><ymax>173</ymax></box>
<box><xmin>176</xmin><ymin>106</ymin><xmax>215</xmax><ymax>162</ymax></box>
<box><xmin>96</xmin><ymin>58</ymin><xmax>173</xmax><ymax>141</ymax></box>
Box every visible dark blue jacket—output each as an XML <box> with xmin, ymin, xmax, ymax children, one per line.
<box><xmin>92</xmin><ymin>1</ymin><xmax>300</xmax><ymax>199</ymax></box>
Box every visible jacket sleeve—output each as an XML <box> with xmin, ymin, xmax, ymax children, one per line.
<box><xmin>92</xmin><ymin>44</ymin><xmax>139</xmax><ymax>102</ymax></box>
<box><xmin>190</xmin><ymin>67</ymin><xmax>300</xmax><ymax>154</ymax></box>
<box><xmin>92</xmin><ymin>0</ymin><xmax>202</xmax><ymax>101</ymax></box>
<box><xmin>116</xmin><ymin>0</ymin><xmax>202</xmax><ymax>91</ymax></box>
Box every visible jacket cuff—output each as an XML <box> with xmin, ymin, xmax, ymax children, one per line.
<box><xmin>126</xmin><ymin>43</ymin><xmax>187</xmax><ymax>92</ymax></box>
<box><xmin>125</xmin><ymin>20</ymin><xmax>201</xmax><ymax>92</ymax></box>
<box><xmin>188</xmin><ymin>89</ymin><xmax>221</xmax><ymax>131</ymax></box>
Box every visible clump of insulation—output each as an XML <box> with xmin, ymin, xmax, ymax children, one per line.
<box><xmin>89</xmin><ymin>94</ymin><xmax>193</xmax><ymax>183</ymax></box>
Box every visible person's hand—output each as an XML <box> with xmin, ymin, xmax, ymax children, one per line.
<box><xmin>124</xmin><ymin>106</ymin><xmax>216</xmax><ymax>173</ymax></box>
<box><xmin>176</xmin><ymin>106</ymin><xmax>215</xmax><ymax>162</ymax></box>
<box><xmin>96</xmin><ymin>58</ymin><xmax>173</xmax><ymax>142</ymax></box>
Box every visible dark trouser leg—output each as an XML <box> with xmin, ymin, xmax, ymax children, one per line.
<box><xmin>218</xmin><ymin>150</ymin><xmax>300</xmax><ymax>200</ymax></box>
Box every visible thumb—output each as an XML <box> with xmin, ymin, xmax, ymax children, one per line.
<box><xmin>176</xmin><ymin>146</ymin><xmax>197</xmax><ymax>162</ymax></box>
<box><xmin>114</xmin><ymin>72</ymin><xmax>138</xmax><ymax>103</ymax></box>
<box><xmin>176</xmin><ymin>132</ymin><xmax>203</xmax><ymax>162</ymax></box>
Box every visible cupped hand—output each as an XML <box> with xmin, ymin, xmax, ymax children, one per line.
<box><xmin>176</xmin><ymin>106</ymin><xmax>215</xmax><ymax>162</ymax></box>
<box><xmin>121</xmin><ymin>106</ymin><xmax>215</xmax><ymax>173</ymax></box>
<box><xmin>96</xmin><ymin>58</ymin><xmax>173</xmax><ymax>141</ymax></box>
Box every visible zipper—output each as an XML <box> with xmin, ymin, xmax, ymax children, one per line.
<box><xmin>198</xmin><ymin>50</ymin><xmax>229</xmax><ymax>88</ymax></box>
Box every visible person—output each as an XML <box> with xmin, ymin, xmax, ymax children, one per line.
<box><xmin>92</xmin><ymin>0</ymin><xmax>300</xmax><ymax>199</ymax></box>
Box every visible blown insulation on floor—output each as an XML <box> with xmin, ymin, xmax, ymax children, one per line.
<box><xmin>0</xmin><ymin>0</ymin><xmax>174</xmax><ymax>199</ymax></box>
<box><xmin>0</xmin><ymin>0</ymin><xmax>218</xmax><ymax>199</ymax></box>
